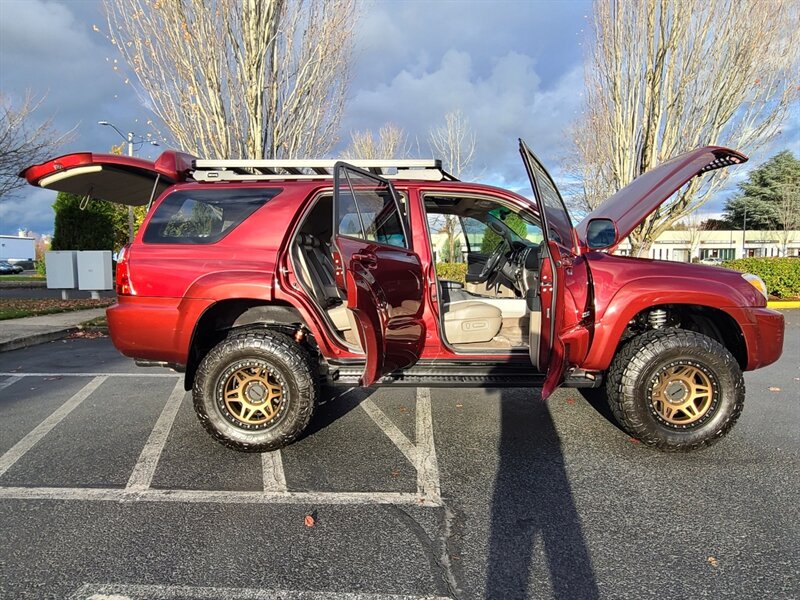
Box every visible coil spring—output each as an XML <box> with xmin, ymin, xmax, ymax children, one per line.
<box><xmin>648</xmin><ymin>309</ymin><xmax>667</xmax><ymax>329</ymax></box>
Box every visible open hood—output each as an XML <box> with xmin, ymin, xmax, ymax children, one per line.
<box><xmin>20</xmin><ymin>150</ymin><xmax>195</xmax><ymax>206</ymax></box>
<box><xmin>576</xmin><ymin>146</ymin><xmax>747</xmax><ymax>247</ymax></box>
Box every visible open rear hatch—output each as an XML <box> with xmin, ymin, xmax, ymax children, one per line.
<box><xmin>20</xmin><ymin>150</ymin><xmax>195</xmax><ymax>206</ymax></box>
<box><xmin>576</xmin><ymin>146</ymin><xmax>747</xmax><ymax>246</ymax></box>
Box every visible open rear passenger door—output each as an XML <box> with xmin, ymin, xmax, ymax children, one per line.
<box><xmin>332</xmin><ymin>163</ymin><xmax>426</xmax><ymax>385</ymax></box>
<box><xmin>519</xmin><ymin>139</ymin><xmax>585</xmax><ymax>399</ymax></box>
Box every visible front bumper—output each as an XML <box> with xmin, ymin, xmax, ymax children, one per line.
<box><xmin>732</xmin><ymin>307</ymin><xmax>784</xmax><ymax>371</ymax></box>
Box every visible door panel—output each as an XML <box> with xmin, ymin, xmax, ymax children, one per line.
<box><xmin>333</xmin><ymin>163</ymin><xmax>426</xmax><ymax>385</ymax></box>
<box><xmin>519</xmin><ymin>140</ymin><xmax>588</xmax><ymax>398</ymax></box>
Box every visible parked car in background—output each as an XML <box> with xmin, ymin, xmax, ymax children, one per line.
<box><xmin>21</xmin><ymin>142</ymin><xmax>785</xmax><ymax>454</ymax></box>
<box><xmin>0</xmin><ymin>261</ymin><xmax>24</xmax><ymax>274</ymax></box>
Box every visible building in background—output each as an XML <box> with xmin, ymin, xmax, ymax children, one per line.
<box><xmin>615</xmin><ymin>230</ymin><xmax>800</xmax><ymax>262</ymax></box>
<box><xmin>0</xmin><ymin>231</ymin><xmax>36</xmax><ymax>264</ymax></box>
<box><xmin>429</xmin><ymin>228</ymin><xmax>800</xmax><ymax>264</ymax></box>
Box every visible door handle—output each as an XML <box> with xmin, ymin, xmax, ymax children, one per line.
<box><xmin>353</xmin><ymin>251</ymin><xmax>378</xmax><ymax>269</ymax></box>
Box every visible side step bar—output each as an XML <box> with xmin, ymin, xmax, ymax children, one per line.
<box><xmin>328</xmin><ymin>361</ymin><xmax>603</xmax><ymax>389</ymax></box>
<box><xmin>329</xmin><ymin>360</ymin><xmax>544</xmax><ymax>388</ymax></box>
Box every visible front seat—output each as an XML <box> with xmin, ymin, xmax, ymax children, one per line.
<box><xmin>443</xmin><ymin>300</ymin><xmax>502</xmax><ymax>344</ymax></box>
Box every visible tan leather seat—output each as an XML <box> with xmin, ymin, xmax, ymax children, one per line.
<box><xmin>443</xmin><ymin>300</ymin><xmax>502</xmax><ymax>344</ymax></box>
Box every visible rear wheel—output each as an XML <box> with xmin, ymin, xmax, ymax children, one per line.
<box><xmin>193</xmin><ymin>327</ymin><xmax>318</xmax><ymax>452</ymax></box>
<box><xmin>606</xmin><ymin>328</ymin><xmax>744</xmax><ymax>452</ymax></box>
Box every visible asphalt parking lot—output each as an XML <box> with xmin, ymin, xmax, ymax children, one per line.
<box><xmin>0</xmin><ymin>312</ymin><xmax>798</xmax><ymax>600</ymax></box>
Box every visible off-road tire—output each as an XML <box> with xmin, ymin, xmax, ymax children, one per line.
<box><xmin>193</xmin><ymin>327</ymin><xmax>318</xmax><ymax>452</ymax></box>
<box><xmin>606</xmin><ymin>328</ymin><xmax>744</xmax><ymax>452</ymax></box>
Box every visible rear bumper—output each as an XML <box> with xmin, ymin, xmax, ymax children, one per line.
<box><xmin>107</xmin><ymin>296</ymin><xmax>212</xmax><ymax>365</ymax></box>
<box><xmin>730</xmin><ymin>307</ymin><xmax>784</xmax><ymax>371</ymax></box>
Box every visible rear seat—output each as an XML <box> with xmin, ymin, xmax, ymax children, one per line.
<box><xmin>294</xmin><ymin>234</ymin><xmax>357</xmax><ymax>335</ymax></box>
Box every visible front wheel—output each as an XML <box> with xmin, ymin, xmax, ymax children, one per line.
<box><xmin>606</xmin><ymin>328</ymin><xmax>745</xmax><ymax>452</ymax></box>
<box><xmin>193</xmin><ymin>328</ymin><xmax>318</xmax><ymax>452</ymax></box>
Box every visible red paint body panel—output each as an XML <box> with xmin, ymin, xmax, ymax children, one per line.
<box><xmin>580</xmin><ymin>252</ymin><xmax>780</xmax><ymax>371</ymax></box>
<box><xmin>334</xmin><ymin>236</ymin><xmax>426</xmax><ymax>385</ymax></box>
<box><xmin>20</xmin><ymin>150</ymin><xmax>194</xmax><ymax>185</ymax></box>
<box><xmin>577</xmin><ymin>146</ymin><xmax>747</xmax><ymax>245</ymax></box>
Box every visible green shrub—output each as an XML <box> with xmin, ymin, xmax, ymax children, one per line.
<box><xmin>436</xmin><ymin>262</ymin><xmax>467</xmax><ymax>284</ymax></box>
<box><xmin>722</xmin><ymin>257</ymin><xmax>800</xmax><ymax>298</ymax></box>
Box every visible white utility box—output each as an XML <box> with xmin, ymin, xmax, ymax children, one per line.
<box><xmin>77</xmin><ymin>251</ymin><xmax>113</xmax><ymax>291</ymax></box>
<box><xmin>45</xmin><ymin>251</ymin><xmax>78</xmax><ymax>289</ymax></box>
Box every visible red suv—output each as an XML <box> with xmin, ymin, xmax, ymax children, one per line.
<box><xmin>22</xmin><ymin>141</ymin><xmax>784</xmax><ymax>452</ymax></box>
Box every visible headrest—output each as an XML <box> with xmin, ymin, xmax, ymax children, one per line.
<box><xmin>297</xmin><ymin>233</ymin><xmax>321</xmax><ymax>248</ymax></box>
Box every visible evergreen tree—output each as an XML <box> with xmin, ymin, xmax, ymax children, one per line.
<box><xmin>51</xmin><ymin>192</ymin><xmax>116</xmax><ymax>251</ymax></box>
<box><xmin>722</xmin><ymin>151</ymin><xmax>800</xmax><ymax>230</ymax></box>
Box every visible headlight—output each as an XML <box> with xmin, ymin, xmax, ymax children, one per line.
<box><xmin>742</xmin><ymin>273</ymin><xmax>768</xmax><ymax>300</ymax></box>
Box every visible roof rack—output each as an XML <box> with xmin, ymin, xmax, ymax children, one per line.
<box><xmin>190</xmin><ymin>158</ymin><xmax>458</xmax><ymax>182</ymax></box>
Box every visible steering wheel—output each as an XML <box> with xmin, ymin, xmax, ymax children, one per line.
<box><xmin>477</xmin><ymin>241</ymin><xmax>508</xmax><ymax>283</ymax></box>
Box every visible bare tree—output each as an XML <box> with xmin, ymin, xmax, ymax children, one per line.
<box><xmin>775</xmin><ymin>180</ymin><xmax>800</xmax><ymax>255</ymax></box>
<box><xmin>571</xmin><ymin>0</ymin><xmax>799</xmax><ymax>255</ymax></box>
<box><xmin>104</xmin><ymin>0</ymin><xmax>356</xmax><ymax>159</ymax></box>
<box><xmin>429</xmin><ymin>109</ymin><xmax>476</xmax><ymax>179</ymax></box>
<box><xmin>429</xmin><ymin>109</ymin><xmax>477</xmax><ymax>262</ymax></box>
<box><xmin>0</xmin><ymin>93</ymin><xmax>73</xmax><ymax>200</ymax></box>
<box><xmin>683</xmin><ymin>213</ymin><xmax>707</xmax><ymax>262</ymax></box>
<box><xmin>344</xmin><ymin>123</ymin><xmax>410</xmax><ymax>159</ymax></box>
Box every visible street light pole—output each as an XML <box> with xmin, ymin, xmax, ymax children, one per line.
<box><xmin>98</xmin><ymin>121</ymin><xmax>158</xmax><ymax>244</ymax></box>
<box><xmin>126</xmin><ymin>131</ymin><xmax>134</xmax><ymax>243</ymax></box>
<box><xmin>742</xmin><ymin>205</ymin><xmax>748</xmax><ymax>259</ymax></box>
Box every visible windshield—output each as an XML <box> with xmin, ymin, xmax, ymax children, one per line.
<box><xmin>487</xmin><ymin>207</ymin><xmax>543</xmax><ymax>245</ymax></box>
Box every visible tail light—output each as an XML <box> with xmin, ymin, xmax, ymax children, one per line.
<box><xmin>116</xmin><ymin>244</ymin><xmax>135</xmax><ymax>295</ymax></box>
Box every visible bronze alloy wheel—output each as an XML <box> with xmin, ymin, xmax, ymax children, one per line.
<box><xmin>218</xmin><ymin>359</ymin><xmax>287</xmax><ymax>430</ymax></box>
<box><xmin>648</xmin><ymin>360</ymin><xmax>718</xmax><ymax>428</ymax></box>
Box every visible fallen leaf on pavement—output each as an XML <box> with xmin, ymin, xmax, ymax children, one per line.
<box><xmin>304</xmin><ymin>514</ymin><xmax>316</xmax><ymax>527</ymax></box>
<box><xmin>399</xmin><ymin>405</ymin><xmax>409</xmax><ymax>414</ymax></box>
<box><xmin>566</xmin><ymin>397</ymin><xmax>576</xmax><ymax>405</ymax></box>
<box><xmin>391</xmin><ymin>469</ymin><xmax>400</xmax><ymax>478</ymax></box>
<box><xmin>707</xmin><ymin>556</ymin><xmax>719</xmax><ymax>567</ymax></box>
<box><xmin>628</xmin><ymin>437</ymin><xmax>640</xmax><ymax>444</ymax></box>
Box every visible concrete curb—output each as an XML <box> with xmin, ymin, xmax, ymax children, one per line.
<box><xmin>767</xmin><ymin>301</ymin><xmax>800</xmax><ymax>309</ymax></box>
<box><xmin>0</xmin><ymin>280</ymin><xmax>47</xmax><ymax>289</ymax></box>
<box><xmin>0</xmin><ymin>326</ymin><xmax>80</xmax><ymax>353</ymax></box>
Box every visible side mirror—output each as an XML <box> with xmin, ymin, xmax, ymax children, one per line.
<box><xmin>585</xmin><ymin>218</ymin><xmax>618</xmax><ymax>250</ymax></box>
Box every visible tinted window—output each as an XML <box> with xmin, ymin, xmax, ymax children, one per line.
<box><xmin>144</xmin><ymin>188</ymin><xmax>279</xmax><ymax>244</ymax></box>
<box><xmin>335</xmin><ymin>166</ymin><xmax>407</xmax><ymax>248</ymax></box>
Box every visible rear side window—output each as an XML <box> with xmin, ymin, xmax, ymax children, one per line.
<box><xmin>335</xmin><ymin>166</ymin><xmax>407</xmax><ymax>248</ymax></box>
<box><xmin>143</xmin><ymin>188</ymin><xmax>280</xmax><ymax>244</ymax></box>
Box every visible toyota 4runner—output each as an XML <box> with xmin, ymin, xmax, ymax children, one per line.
<box><xmin>22</xmin><ymin>141</ymin><xmax>785</xmax><ymax>452</ymax></box>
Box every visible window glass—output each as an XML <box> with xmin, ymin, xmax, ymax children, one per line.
<box><xmin>144</xmin><ymin>188</ymin><xmax>278</xmax><ymax>244</ymax></box>
<box><xmin>528</xmin><ymin>159</ymin><xmax>572</xmax><ymax>249</ymax></box>
<box><xmin>427</xmin><ymin>213</ymin><xmax>466</xmax><ymax>263</ymax></box>
<box><xmin>336</xmin><ymin>167</ymin><xmax>407</xmax><ymax>248</ymax></box>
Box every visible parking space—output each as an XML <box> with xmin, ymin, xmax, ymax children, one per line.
<box><xmin>1</xmin><ymin>316</ymin><xmax>799</xmax><ymax>599</ymax></box>
<box><xmin>0</xmin><ymin>370</ymin><xmax>440</xmax><ymax>506</ymax></box>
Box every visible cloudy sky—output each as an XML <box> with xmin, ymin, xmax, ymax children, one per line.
<box><xmin>0</xmin><ymin>0</ymin><xmax>796</xmax><ymax>235</ymax></box>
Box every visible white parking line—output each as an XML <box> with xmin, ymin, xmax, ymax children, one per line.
<box><xmin>0</xmin><ymin>372</ymin><xmax>179</xmax><ymax>378</ymax></box>
<box><xmin>415</xmin><ymin>388</ymin><xmax>441</xmax><ymax>502</ymax></box>
<box><xmin>262</xmin><ymin>451</ymin><xmax>287</xmax><ymax>491</ymax></box>
<box><xmin>360</xmin><ymin>398</ymin><xmax>418</xmax><ymax>465</ymax></box>
<box><xmin>0</xmin><ymin>486</ymin><xmax>440</xmax><ymax>506</ymax></box>
<box><xmin>126</xmin><ymin>379</ymin><xmax>186</xmax><ymax>491</ymax></box>
<box><xmin>0</xmin><ymin>375</ymin><xmax>22</xmax><ymax>392</ymax></box>
<box><xmin>0</xmin><ymin>376</ymin><xmax>107</xmax><ymax>479</ymax></box>
<box><xmin>69</xmin><ymin>582</ymin><xmax>452</xmax><ymax>599</ymax></box>
<box><xmin>0</xmin><ymin>374</ymin><xmax>443</xmax><ymax>507</ymax></box>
